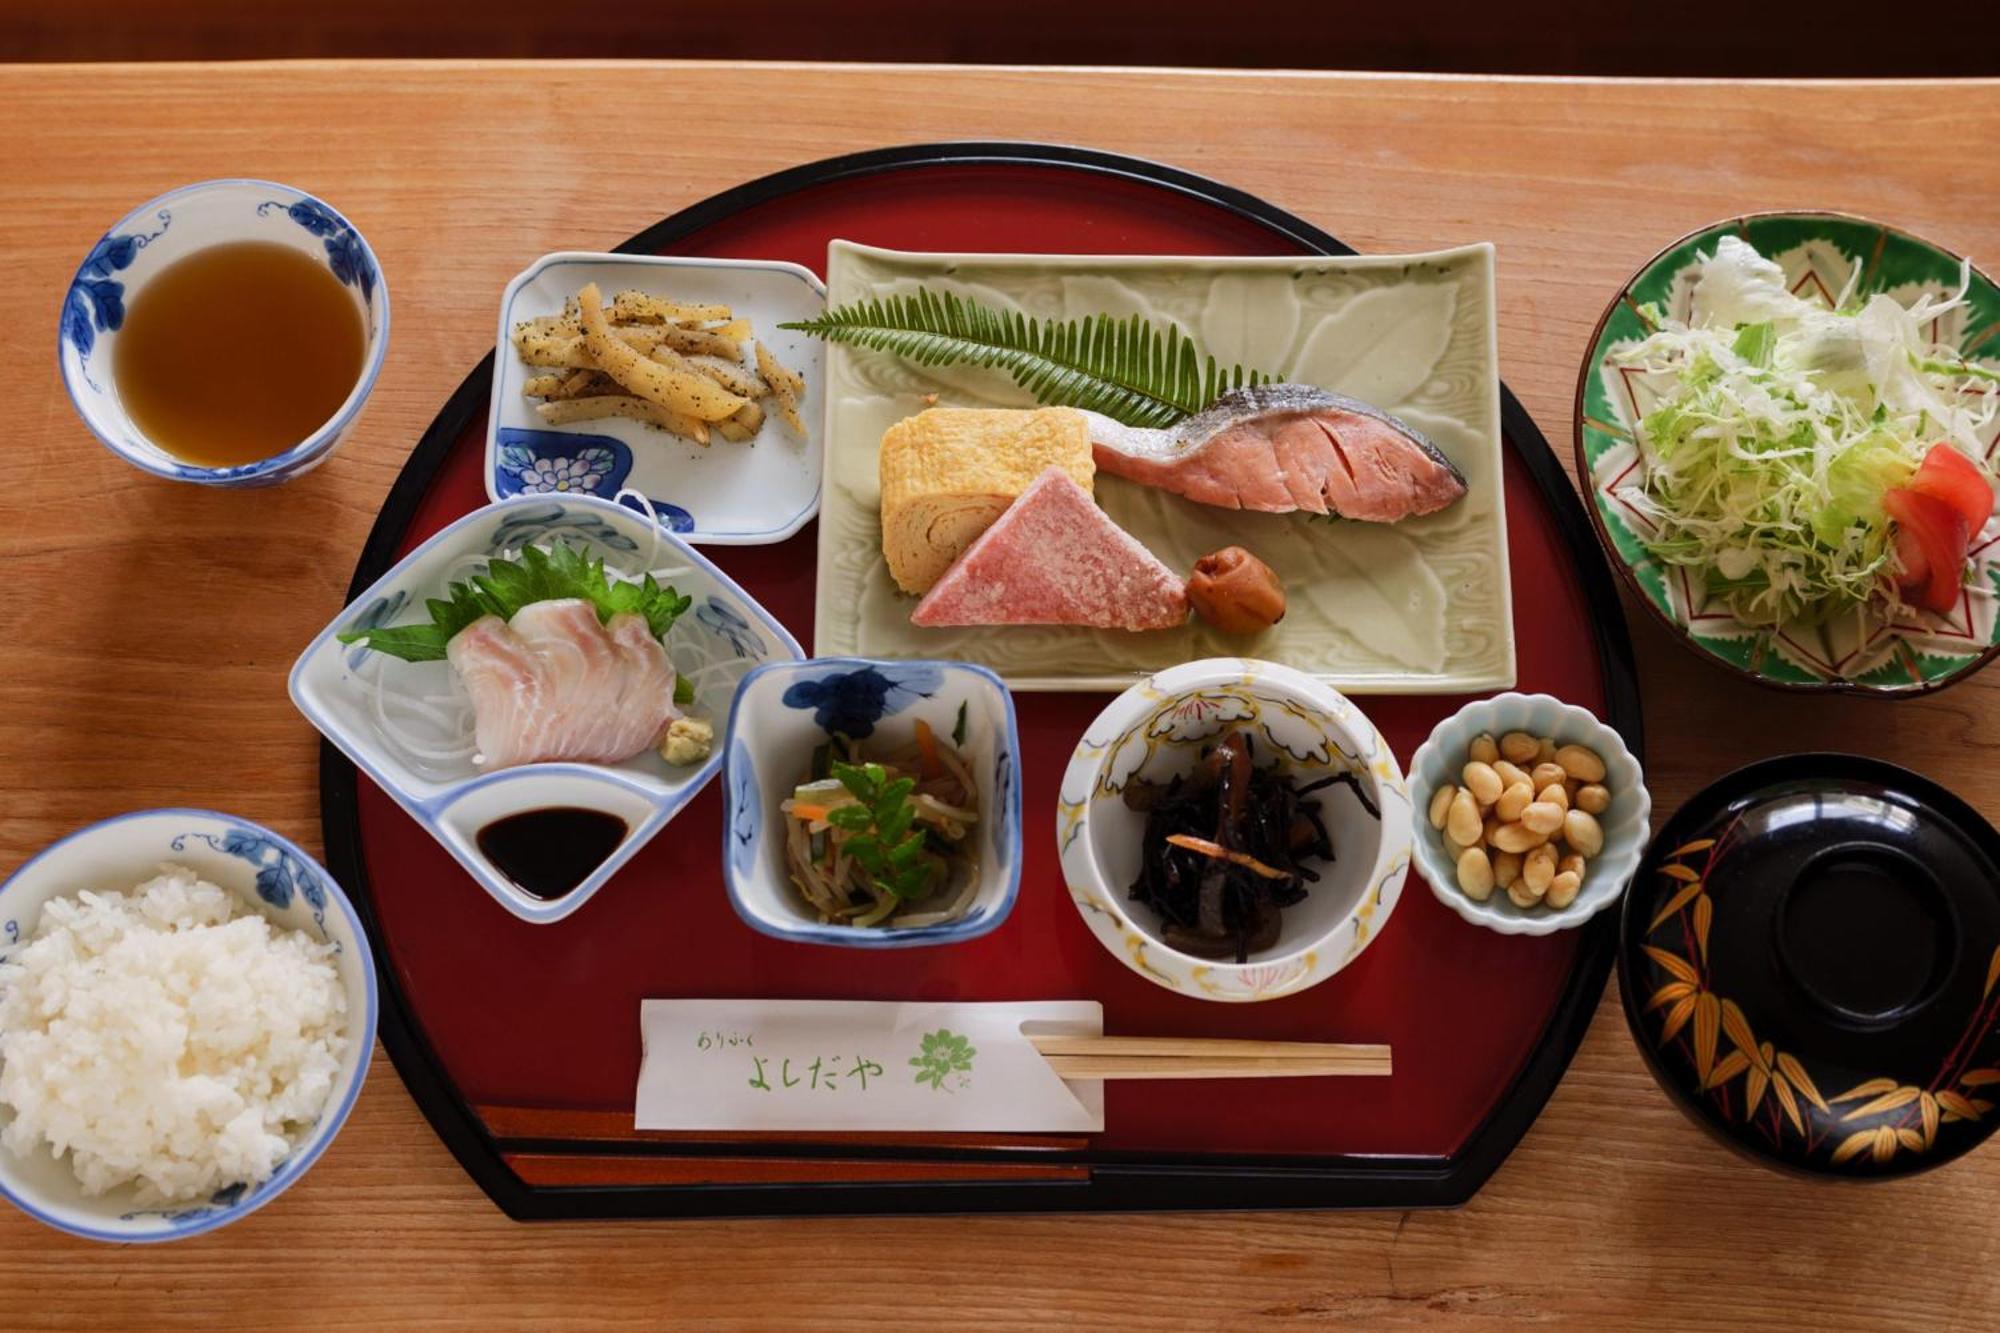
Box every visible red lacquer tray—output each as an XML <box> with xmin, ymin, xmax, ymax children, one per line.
<box><xmin>320</xmin><ymin>144</ymin><xmax>1642</xmax><ymax>1219</ymax></box>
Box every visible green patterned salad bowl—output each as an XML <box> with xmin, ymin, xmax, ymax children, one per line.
<box><xmin>1575</xmin><ymin>211</ymin><xmax>2000</xmax><ymax>695</ymax></box>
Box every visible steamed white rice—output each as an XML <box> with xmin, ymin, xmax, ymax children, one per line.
<box><xmin>0</xmin><ymin>865</ymin><xmax>347</xmax><ymax>1204</ymax></box>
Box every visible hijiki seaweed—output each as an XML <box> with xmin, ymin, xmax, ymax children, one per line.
<box><xmin>1124</xmin><ymin>729</ymin><xmax>1378</xmax><ymax>961</ymax></box>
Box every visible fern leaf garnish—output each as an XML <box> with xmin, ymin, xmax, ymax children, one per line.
<box><xmin>781</xmin><ymin>289</ymin><xmax>1273</xmax><ymax>428</ymax></box>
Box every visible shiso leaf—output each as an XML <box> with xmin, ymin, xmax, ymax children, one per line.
<box><xmin>337</xmin><ymin>542</ymin><xmax>691</xmax><ymax>663</ymax></box>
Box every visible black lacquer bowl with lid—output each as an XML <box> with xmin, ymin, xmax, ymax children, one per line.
<box><xmin>1618</xmin><ymin>754</ymin><xmax>2000</xmax><ymax>1178</ymax></box>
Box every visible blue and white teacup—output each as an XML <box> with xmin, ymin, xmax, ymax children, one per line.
<box><xmin>57</xmin><ymin>178</ymin><xmax>390</xmax><ymax>487</ymax></box>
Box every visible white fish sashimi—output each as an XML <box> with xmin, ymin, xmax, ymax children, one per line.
<box><xmin>445</xmin><ymin>598</ymin><xmax>680</xmax><ymax>769</ymax></box>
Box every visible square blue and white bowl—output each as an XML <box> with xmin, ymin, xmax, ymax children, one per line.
<box><xmin>721</xmin><ymin>658</ymin><xmax>1022</xmax><ymax>947</ymax></box>
<box><xmin>290</xmin><ymin>493</ymin><xmax>803</xmax><ymax>924</ymax></box>
<box><xmin>487</xmin><ymin>251</ymin><xmax>825</xmax><ymax>544</ymax></box>
<box><xmin>0</xmin><ymin>809</ymin><xmax>377</xmax><ymax>1243</ymax></box>
<box><xmin>58</xmin><ymin>178</ymin><xmax>388</xmax><ymax>486</ymax></box>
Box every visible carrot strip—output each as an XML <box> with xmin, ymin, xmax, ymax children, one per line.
<box><xmin>1163</xmin><ymin>834</ymin><xmax>1291</xmax><ymax>881</ymax></box>
<box><xmin>914</xmin><ymin>718</ymin><xmax>942</xmax><ymax>778</ymax></box>
<box><xmin>790</xmin><ymin>804</ymin><xmax>833</xmax><ymax>822</ymax></box>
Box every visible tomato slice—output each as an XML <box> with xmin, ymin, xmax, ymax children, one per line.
<box><xmin>1884</xmin><ymin>486</ymin><xmax>1969</xmax><ymax>614</ymax></box>
<box><xmin>1908</xmin><ymin>443</ymin><xmax>1995</xmax><ymax>536</ymax></box>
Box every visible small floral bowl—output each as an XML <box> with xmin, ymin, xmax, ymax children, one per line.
<box><xmin>0</xmin><ymin>809</ymin><xmax>377</xmax><ymax>1243</ymax></box>
<box><xmin>58</xmin><ymin>178</ymin><xmax>389</xmax><ymax>487</ymax></box>
<box><xmin>1408</xmin><ymin>693</ymin><xmax>1650</xmax><ymax>937</ymax></box>
<box><xmin>721</xmin><ymin>658</ymin><xmax>1022</xmax><ymax>948</ymax></box>
<box><xmin>1057</xmin><ymin>658</ymin><xmax>1412</xmax><ymax>1003</ymax></box>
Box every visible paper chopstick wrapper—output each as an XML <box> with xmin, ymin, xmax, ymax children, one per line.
<box><xmin>636</xmin><ymin>1000</ymin><xmax>1105</xmax><ymax>1132</ymax></box>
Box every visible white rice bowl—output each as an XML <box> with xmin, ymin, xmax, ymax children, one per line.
<box><xmin>0</xmin><ymin>865</ymin><xmax>347</xmax><ymax>1205</ymax></box>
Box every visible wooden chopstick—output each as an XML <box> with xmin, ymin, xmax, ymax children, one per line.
<box><xmin>1028</xmin><ymin>1034</ymin><xmax>1390</xmax><ymax>1080</ymax></box>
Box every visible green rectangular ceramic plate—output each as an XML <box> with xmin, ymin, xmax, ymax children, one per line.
<box><xmin>811</xmin><ymin>241</ymin><xmax>1516</xmax><ymax>692</ymax></box>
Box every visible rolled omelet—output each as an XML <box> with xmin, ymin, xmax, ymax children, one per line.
<box><xmin>879</xmin><ymin>407</ymin><xmax>1095</xmax><ymax>594</ymax></box>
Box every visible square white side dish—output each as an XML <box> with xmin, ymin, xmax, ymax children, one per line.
<box><xmin>812</xmin><ymin>241</ymin><xmax>1516</xmax><ymax>693</ymax></box>
<box><xmin>486</xmin><ymin>251</ymin><xmax>826</xmax><ymax>545</ymax></box>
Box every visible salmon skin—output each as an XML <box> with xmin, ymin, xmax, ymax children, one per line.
<box><xmin>1083</xmin><ymin>384</ymin><xmax>1468</xmax><ymax>521</ymax></box>
<box><xmin>446</xmin><ymin>598</ymin><xmax>681</xmax><ymax>770</ymax></box>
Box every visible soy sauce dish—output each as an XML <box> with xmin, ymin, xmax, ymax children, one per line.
<box><xmin>1619</xmin><ymin>754</ymin><xmax>2000</xmax><ymax>1179</ymax></box>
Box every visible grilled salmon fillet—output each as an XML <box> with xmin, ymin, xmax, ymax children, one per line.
<box><xmin>1085</xmin><ymin>384</ymin><xmax>1467</xmax><ymax>520</ymax></box>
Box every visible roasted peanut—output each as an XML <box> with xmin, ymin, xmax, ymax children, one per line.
<box><xmin>1428</xmin><ymin>783</ymin><xmax>1457</xmax><ymax>830</ymax></box>
<box><xmin>1446</xmin><ymin>789</ymin><xmax>1483</xmax><ymax>847</ymax></box>
<box><xmin>1520</xmin><ymin>800</ymin><xmax>1566</xmax><ymax>836</ymax></box>
<box><xmin>1563</xmin><ymin>808</ymin><xmax>1605</xmax><ymax>857</ymax></box>
<box><xmin>1490</xmin><ymin>821</ymin><xmax>1547</xmax><ymax>854</ymax></box>
<box><xmin>1523</xmin><ymin>843</ymin><xmax>1558</xmax><ymax>894</ymax></box>
<box><xmin>1462</xmin><ymin>760</ymin><xmax>1504</xmax><ymax>807</ymax></box>
<box><xmin>1554</xmin><ymin>744</ymin><xmax>1607</xmax><ymax>784</ymax></box>
<box><xmin>1457</xmin><ymin>846</ymin><xmax>1496</xmax><ymax>900</ymax></box>
<box><xmin>1438</xmin><ymin>731</ymin><xmax>1615</xmax><ymax>912</ymax></box>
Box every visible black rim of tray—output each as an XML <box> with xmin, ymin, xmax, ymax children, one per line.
<box><xmin>318</xmin><ymin>140</ymin><xmax>1644</xmax><ymax>1220</ymax></box>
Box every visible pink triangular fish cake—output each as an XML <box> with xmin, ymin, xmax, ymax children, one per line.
<box><xmin>911</xmin><ymin>469</ymin><xmax>1188</xmax><ymax>631</ymax></box>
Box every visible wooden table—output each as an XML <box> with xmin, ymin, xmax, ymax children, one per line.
<box><xmin>6</xmin><ymin>61</ymin><xmax>1999</xmax><ymax>1329</ymax></box>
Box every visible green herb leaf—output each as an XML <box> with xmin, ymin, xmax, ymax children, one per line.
<box><xmin>826</xmin><ymin>760</ymin><xmax>939</xmax><ymax>901</ymax></box>
<box><xmin>781</xmin><ymin>288</ymin><xmax>1274</xmax><ymax>429</ymax></box>
<box><xmin>337</xmin><ymin>542</ymin><xmax>691</xmax><ymax>663</ymax></box>
<box><xmin>674</xmin><ymin>675</ymin><xmax>695</xmax><ymax>707</ymax></box>
<box><xmin>951</xmin><ymin>700</ymin><xmax>968</xmax><ymax>748</ymax></box>
<box><xmin>827</xmin><ymin>805</ymin><xmax>874</xmax><ymax>833</ymax></box>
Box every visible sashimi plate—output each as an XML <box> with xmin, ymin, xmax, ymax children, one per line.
<box><xmin>812</xmin><ymin>242</ymin><xmax>1515</xmax><ymax>692</ymax></box>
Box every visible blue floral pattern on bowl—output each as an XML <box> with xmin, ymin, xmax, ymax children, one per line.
<box><xmin>697</xmin><ymin>596</ymin><xmax>767</xmax><ymax>660</ymax></box>
<box><xmin>727</xmin><ymin>738</ymin><xmax>762</xmax><ymax>877</ymax></box>
<box><xmin>495</xmin><ymin>427</ymin><xmax>632</xmax><ymax>500</ymax></box>
<box><xmin>488</xmin><ymin>500</ymin><xmax>639</xmax><ymax>554</ymax></box>
<box><xmin>171</xmin><ymin>827</ymin><xmax>329</xmax><ymax>934</ymax></box>
<box><xmin>722</xmin><ymin>658</ymin><xmax>1022</xmax><ymax>949</ymax></box>
<box><xmin>778</xmin><ymin>662</ymin><xmax>944</xmax><ymax>739</ymax></box>
<box><xmin>61</xmin><ymin>212</ymin><xmax>169</xmax><ymax>373</ymax></box>
<box><xmin>259</xmin><ymin>197</ymin><xmax>377</xmax><ymax>300</ymax></box>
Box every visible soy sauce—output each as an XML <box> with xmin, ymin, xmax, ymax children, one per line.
<box><xmin>476</xmin><ymin>807</ymin><xmax>628</xmax><ymax>900</ymax></box>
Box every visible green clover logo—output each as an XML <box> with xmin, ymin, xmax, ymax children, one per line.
<box><xmin>909</xmin><ymin>1028</ymin><xmax>977</xmax><ymax>1092</ymax></box>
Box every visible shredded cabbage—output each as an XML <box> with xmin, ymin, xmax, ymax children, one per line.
<box><xmin>1610</xmin><ymin>235</ymin><xmax>1998</xmax><ymax>626</ymax></box>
